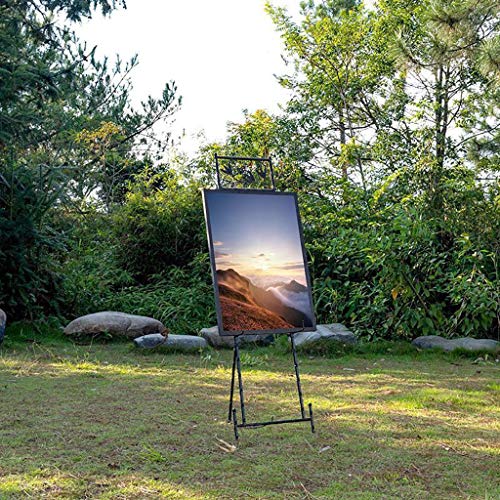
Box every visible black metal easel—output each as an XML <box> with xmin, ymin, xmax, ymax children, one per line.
<box><xmin>214</xmin><ymin>154</ymin><xmax>315</xmax><ymax>440</ymax></box>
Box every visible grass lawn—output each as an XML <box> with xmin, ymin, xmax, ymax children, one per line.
<box><xmin>0</xmin><ymin>327</ymin><xmax>498</xmax><ymax>499</ymax></box>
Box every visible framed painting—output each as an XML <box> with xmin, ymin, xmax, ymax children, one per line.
<box><xmin>203</xmin><ymin>189</ymin><xmax>316</xmax><ymax>336</ymax></box>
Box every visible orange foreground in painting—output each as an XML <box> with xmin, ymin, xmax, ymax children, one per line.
<box><xmin>217</xmin><ymin>269</ymin><xmax>297</xmax><ymax>331</ymax></box>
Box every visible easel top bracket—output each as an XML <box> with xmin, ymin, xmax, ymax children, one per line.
<box><xmin>214</xmin><ymin>154</ymin><xmax>276</xmax><ymax>191</ymax></box>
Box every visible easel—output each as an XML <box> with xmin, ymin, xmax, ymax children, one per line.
<box><xmin>214</xmin><ymin>154</ymin><xmax>315</xmax><ymax>440</ymax></box>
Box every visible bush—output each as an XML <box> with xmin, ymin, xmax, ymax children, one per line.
<box><xmin>0</xmin><ymin>163</ymin><xmax>67</xmax><ymax>320</ymax></box>
<box><xmin>303</xmin><ymin>182</ymin><xmax>499</xmax><ymax>341</ymax></box>
<box><xmin>57</xmin><ymin>209</ymin><xmax>134</xmax><ymax>319</ymax></box>
<box><xmin>113</xmin><ymin>170</ymin><xmax>206</xmax><ymax>281</ymax></box>
<box><xmin>57</xmin><ymin>199</ymin><xmax>215</xmax><ymax>334</ymax></box>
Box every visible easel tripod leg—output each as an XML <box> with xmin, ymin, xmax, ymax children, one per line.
<box><xmin>232</xmin><ymin>408</ymin><xmax>239</xmax><ymax>440</ymax></box>
<box><xmin>290</xmin><ymin>333</ymin><xmax>306</xmax><ymax>418</ymax></box>
<box><xmin>228</xmin><ymin>345</ymin><xmax>237</xmax><ymax>422</ymax></box>
<box><xmin>235</xmin><ymin>336</ymin><xmax>246</xmax><ymax>424</ymax></box>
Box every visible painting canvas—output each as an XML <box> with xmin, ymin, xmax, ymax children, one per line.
<box><xmin>203</xmin><ymin>189</ymin><xmax>316</xmax><ymax>335</ymax></box>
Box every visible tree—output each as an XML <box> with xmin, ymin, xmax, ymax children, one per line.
<box><xmin>267</xmin><ymin>0</ymin><xmax>394</xmax><ymax>193</ymax></box>
<box><xmin>264</xmin><ymin>0</ymin><xmax>499</xmax><ymax>339</ymax></box>
<box><xmin>0</xmin><ymin>0</ymin><xmax>180</xmax><ymax>317</ymax></box>
<box><xmin>378</xmin><ymin>0</ymin><xmax>500</xmax><ymax>211</ymax></box>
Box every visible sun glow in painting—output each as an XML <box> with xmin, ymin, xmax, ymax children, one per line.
<box><xmin>203</xmin><ymin>190</ymin><xmax>315</xmax><ymax>335</ymax></box>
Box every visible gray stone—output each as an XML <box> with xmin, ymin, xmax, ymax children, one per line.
<box><xmin>64</xmin><ymin>311</ymin><xmax>167</xmax><ymax>339</ymax></box>
<box><xmin>412</xmin><ymin>335</ymin><xmax>499</xmax><ymax>352</ymax></box>
<box><xmin>294</xmin><ymin>323</ymin><xmax>357</xmax><ymax>347</ymax></box>
<box><xmin>453</xmin><ymin>338</ymin><xmax>499</xmax><ymax>351</ymax></box>
<box><xmin>199</xmin><ymin>326</ymin><xmax>274</xmax><ymax>349</ymax></box>
<box><xmin>293</xmin><ymin>331</ymin><xmax>321</xmax><ymax>347</ymax></box>
<box><xmin>0</xmin><ymin>308</ymin><xmax>6</xmax><ymax>345</ymax></box>
<box><xmin>133</xmin><ymin>333</ymin><xmax>168</xmax><ymax>348</ymax></box>
<box><xmin>161</xmin><ymin>334</ymin><xmax>207</xmax><ymax>351</ymax></box>
<box><xmin>200</xmin><ymin>327</ymin><xmax>234</xmax><ymax>348</ymax></box>
<box><xmin>316</xmin><ymin>323</ymin><xmax>357</xmax><ymax>344</ymax></box>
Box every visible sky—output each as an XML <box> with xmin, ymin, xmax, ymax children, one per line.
<box><xmin>76</xmin><ymin>0</ymin><xmax>302</xmax><ymax>155</ymax></box>
<box><xmin>204</xmin><ymin>191</ymin><xmax>308</xmax><ymax>287</ymax></box>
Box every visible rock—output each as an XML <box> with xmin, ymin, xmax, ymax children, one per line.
<box><xmin>0</xmin><ymin>308</ymin><xmax>6</xmax><ymax>345</ymax></box>
<box><xmin>200</xmin><ymin>324</ymin><xmax>355</xmax><ymax>349</ymax></box>
<box><xmin>161</xmin><ymin>334</ymin><xmax>207</xmax><ymax>351</ymax></box>
<box><xmin>200</xmin><ymin>326</ymin><xmax>234</xmax><ymax>348</ymax></box>
<box><xmin>133</xmin><ymin>333</ymin><xmax>168</xmax><ymax>348</ymax></box>
<box><xmin>293</xmin><ymin>331</ymin><xmax>321</xmax><ymax>347</ymax></box>
<box><xmin>453</xmin><ymin>338</ymin><xmax>499</xmax><ymax>351</ymax></box>
<box><xmin>294</xmin><ymin>323</ymin><xmax>357</xmax><ymax>347</ymax></box>
<box><xmin>199</xmin><ymin>326</ymin><xmax>274</xmax><ymax>349</ymax></box>
<box><xmin>412</xmin><ymin>335</ymin><xmax>499</xmax><ymax>352</ymax></box>
<box><xmin>134</xmin><ymin>333</ymin><xmax>206</xmax><ymax>351</ymax></box>
<box><xmin>412</xmin><ymin>336</ymin><xmax>451</xmax><ymax>351</ymax></box>
<box><xmin>64</xmin><ymin>311</ymin><xmax>167</xmax><ymax>340</ymax></box>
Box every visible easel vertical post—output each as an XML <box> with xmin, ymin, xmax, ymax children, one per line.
<box><xmin>215</xmin><ymin>153</ymin><xmax>222</xmax><ymax>189</ymax></box>
<box><xmin>269</xmin><ymin>156</ymin><xmax>276</xmax><ymax>191</ymax></box>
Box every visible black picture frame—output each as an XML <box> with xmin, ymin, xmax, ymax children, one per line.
<box><xmin>202</xmin><ymin>188</ymin><xmax>316</xmax><ymax>336</ymax></box>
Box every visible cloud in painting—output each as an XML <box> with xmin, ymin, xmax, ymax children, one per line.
<box><xmin>252</xmin><ymin>253</ymin><xmax>267</xmax><ymax>259</ymax></box>
<box><xmin>278</xmin><ymin>262</ymin><xmax>304</xmax><ymax>271</ymax></box>
<box><xmin>213</xmin><ymin>241</ymin><xmax>224</xmax><ymax>246</ymax></box>
<box><xmin>215</xmin><ymin>251</ymin><xmax>231</xmax><ymax>258</ymax></box>
<box><xmin>216</xmin><ymin>260</ymin><xmax>233</xmax><ymax>266</ymax></box>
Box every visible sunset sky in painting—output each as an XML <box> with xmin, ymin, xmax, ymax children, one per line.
<box><xmin>204</xmin><ymin>191</ymin><xmax>308</xmax><ymax>288</ymax></box>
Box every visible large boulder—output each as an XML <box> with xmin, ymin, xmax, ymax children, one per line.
<box><xmin>0</xmin><ymin>308</ymin><xmax>6</xmax><ymax>345</ymax></box>
<box><xmin>412</xmin><ymin>335</ymin><xmax>499</xmax><ymax>353</ymax></box>
<box><xmin>64</xmin><ymin>311</ymin><xmax>167</xmax><ymax>340</ymax></box>
<box><xmin>294</xmin><ymin>323</ymin><xmax>357</xmax><ymax>348</ymax></box>
<box><xmin>199</xmin><ymin>326</ymin><xmax>274</xmax><ymax>349</ymax></box>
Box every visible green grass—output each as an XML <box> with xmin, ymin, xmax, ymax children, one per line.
<box><xmin>0</xmin><ymin>327</ymin><xmax>499</xmax><ymax>499</ymax></box>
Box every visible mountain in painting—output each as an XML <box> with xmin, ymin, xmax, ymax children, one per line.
<box><xmin>216</xmin><ymin>268</ymin><xmax>313</xmax><ymax>331</ymax></box>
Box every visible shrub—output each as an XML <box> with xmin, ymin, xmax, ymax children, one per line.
<box><xmin>113</xmin><ymin>170</ymin><xmax>206</xmax><ymax>281</ymax></box>
<box><xmin>303</xmin><ymin>185</ymin><xmax>499</xmax><ymax>341</ymax></box>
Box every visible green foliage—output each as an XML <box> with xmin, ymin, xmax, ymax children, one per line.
<box><xmin>56</xmin><ymin>209</ymin><xmax>134</xmax><ymax>318</ymax></box>
<box><xmin>295</xmin><ymin>337</ymin><xmax>498</xmax><ymax>359</ymax></box>
<box><xmin>0</xmin><ymin>0</ymin><xmax>179</xmax><ymax>320</ymax></box>
<box><xmin>112</xmin><ymin>169</ymin><xmax>206</xmax><ymax>280</ymax></box>
<box><xmin>56</xmin><ymin>200</ymin><xmax>214</xmax><ymax>333</ymax></box>
<box><xmin>2</xmin><ymin>317</ymin><xmax>66</xmax><ymax>347</ymax></box>
<box><xmin>0</xmin><ymin>161</ymin><xmax>68</xmax><ymax>319</ymax></box>
<box><xmin>305</xmin><ymin>189</ymin><xmax>499</xmax><ymax>340</ymax></box>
